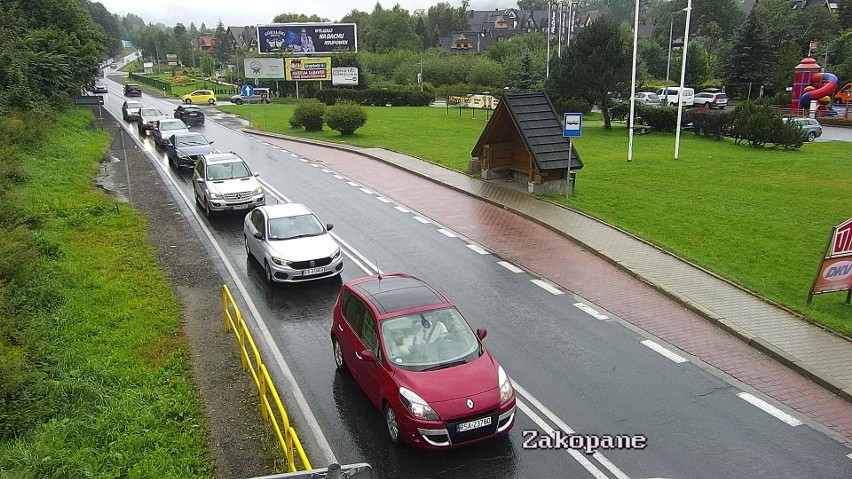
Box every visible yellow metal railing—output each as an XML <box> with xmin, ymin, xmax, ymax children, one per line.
<box><xmin>221</xmin><ymin>284</ymin><xmax>312</xmax><ymax>472</ymax></box>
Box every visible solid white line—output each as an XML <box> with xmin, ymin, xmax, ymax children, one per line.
<box><xmin>333</xmin><ymin>175</ymin><xmax>344</xmax><ymax>179</ymax></box>
<box><xmin>515</xmin><ymin>400</ymin><xmax>611</xmax><ymax>479</ymax></box>
<box><xmin>574</xmin><ymin>303</ymin><xmax>609</xmax><ymax>320</ymax></box>
<box><xmin>376</xmin><ymin>197</ymin><xmax>391</xmax><ymax>203</ymax></box>
<box><xmin>531</xmin><ymin>279</ymin><xmax>562</xmax><ymax>295</ymax></box>
<box><xmin>466</xmin><ymin>244</ymin><xmax>490</xmax><ymax>255</ymax></box>
<box><xmin>497</xmin><ymin>261</ymin><xmax>523</xmax><ymax>273</ymax></box>
<box><xmin>328</xmin><ymin>232</ymin><xmax>382</xmax><ymax>275</ymax></box>
<box><xmin>359</xmin><ymin>187</ymin><xmax>374</xmax><ymax>194</ymax></box>
<box><xmin>257</xmin><ymin>178</ymin><xmax>292</xmax><ymax>203</ymax></box>
<box><xmin>641</xmin><ymin>340</ymin><xmax>688</xmax><ymax>364</ymax></box>
<box><xmin>122</xmin><ymin>124</ymin><xmax>337</xmax><ymax>465</ymax></box>
<box><xmin>346</xmin><ymin>181</ymin><xmax>359</xmax><ymax>187</ymax></box>
<box><xmin>394</xmin><ymin>206</ymin><xmax>410</xmax><ymax>213</ymax></box>
<box><xmin>413</xmin><ymin>216</ymin><xmax>430</xmax><ymax>224</ymax></box>
<box><xmin>737</xmin><ymin>392</ymin><xmax>802</xmax><ymax>427</ymax></box>
<box><xmin>437</xmin><ymin>229</ymin><xmax>456</xmax><ymax>238</ymax></box>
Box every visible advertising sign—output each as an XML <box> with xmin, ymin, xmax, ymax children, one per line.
<box><xmin>257</xmin><ymin>23</ymin><xmax>357</xmax><ymax>54</ymax></box>
<box><xmin>143</xmin><ymin>62</ymin><xmax>153</xmax><ymax>74</ymax></box>
<box><xmin>812</xmin><ymin>255</ymin><xmax>852</xmax><ymax>294</ymax></box>
<box><xmin>244</xmin><ymin>57</ymin><xmax>285</xmax><ymax>79</ymax></box>
<box><xmin>831</xmin><ymin>218</ymin><xmax>852</xmax><ymax>258</ymax></box>
<box><xmin>332</xmin><ymin>67</ymin><xmax>359</xmax><ymax>86</ymax></box>
<box><xmin>165</xmin><ymin>54</ymin><xmax>178</xmax><ymax>66</ymax></box>
<box><xmin>285</xmin><ymin>57</ymin><xmax>331</xmax><ymax>81</ymax></box>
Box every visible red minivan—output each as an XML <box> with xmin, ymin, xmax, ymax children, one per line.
<box><xmin>330</xmin><ymin>273</ymin><xmax>516</xmax><ymax>448</ymax></box>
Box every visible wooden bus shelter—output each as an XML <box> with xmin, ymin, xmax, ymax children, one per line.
<box><xmin>471</xmin><ymin>91</ymin><xmax>583</xmax><ymax>194</ymax></box>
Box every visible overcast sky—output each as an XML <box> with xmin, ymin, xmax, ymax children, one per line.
<box><xmin>98</xmin><ymin>0</ymin><xmax>510</xmax><ymax>29</ymax></box>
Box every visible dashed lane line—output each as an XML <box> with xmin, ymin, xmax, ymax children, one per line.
<box><xmin>640</xmin><ymin>340</ymin><xmax>688</xmax><ymax>364</ymax></box>
<box><xmin>466</xmin><ymin>244</ymin><xmax>490</xmax><ymax>255</ymax></box>
<box><xmin>498</xmin><ymin>261</ymin><xmax>524</xmax><ymax>273</ymax></box>
<box><xmin>437</xmin><ymin>229</ymin><xmax>457</xmax><ymax>238</ymax></box>
<box><xmin>574</xmin><ymin>303</ymin><xmax>610</xmax><ymax>320</ymax></box>
<box><xmin>531</xmin><ymin>279</ymin><xmax>563</xmax><ymax>295</ymax></box>
<box><xmin>736</xmin><ymin>393</ymin><xmax>802</xmax><ymax>427</ymax></box>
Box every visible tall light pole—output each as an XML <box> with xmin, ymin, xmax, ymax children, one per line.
<box><xmin>665</xmin><ymin>7</ymin><xmax>689</xmax><ymax>89</ymax></box>
<box><xmin>419</xmin><ymin>50</ymin><xmax>423</xmax><ymax>93</ymax></box>
<box><xmin>674</xmin><ymin>0</ymin><xmax>692</xmax><ymax>160</ymax></box>
<box><xmin>546</xmin><ymin>0</ymin><xmax>553</xmax><ymax>79</ymax></box>
<box><xmin>557</xmin><ymin>1</ymin><xmax>564</xmax><ymax>59</ymax></box>
<box><xmin>627</xmin><ymin>0</ymin><xmax>641</xmax><ymax>162</ymax></box>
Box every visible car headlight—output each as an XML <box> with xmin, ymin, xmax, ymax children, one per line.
<box><xmin>498</xmin><ymin>366</ymin><xmax>514</xmax><ymax>405</ymax></box>
<box><xmin>271</xmin><ymin>257</ymin><xmax>291</xmax><ymax>267</ymax></box>
<box><xmin>253</xmin><ymin>187</ymin><xmax>263</xmax><ymax>195</ymax></box>
<box><xmin>208</xmin><ymin>191</ymin><xmax>222</xmax><ymax>199</ymax></box>
<box><xmin>331</xmin><ymin>247</ymin><xmax>341</xmax><ymax>259</ymax></box>
<box><xmin>399</xmin><ymin>387</ymin><xmax>439</xmax><ymax>421</ymax></box>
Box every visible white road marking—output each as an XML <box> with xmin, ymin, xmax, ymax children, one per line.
<box><xmin>640</xmin><ymin>340</ymin><xmax>688</xmax><ymax>363</ymax></box>
<box><xmin>437</xmin><ymin>229</ymin><xmax>456</xmax><ymax>238</ymax></box>
<box><xmin>328</xmin><ymin>232</ymin><xmax>383</xmax><ymax>274</ymax></box>
<box><xmin>321</xmin><ymin>168</ymin><xmax>331</xmax><ymax>173</ymax></box>
<box><xmin>310</xmin><ymin>164</ymin><xmax>319</xmax><ymax>168</ymax></box>
<box><xmin>359</xmin><ymin>187</ymin><xmax>374</xmax><ymax>194</ymax></box>
<box><xmin>394</xmin><ymin>206</ymin><xmax>410</xmax><ymax>213</ymax></box>
<box><xmin>574</xmin><ymin>303</ymin><xmax>610</xmax><ymax>320</ymax></box>
<box><xmin>531</xmin><ymin>279</ymin><xmax>563</xmax><ymax>295</ymax></box>
<box><xmin>346</xmin><ymin>181</ymin><xmax>359</xmax><ymax>187</ymax></box>
<box><xmin>299</xmin><ymin>158</ymin><xmax>308</xmax><ymax>163</ymax></box>
<box><xmin>376</xmin><ymin>197</ymin><xmax>391</xmax><ymax>203</ymax></box>
<box><xmin>290</xmin><ymin>153</ymin><xmax>299</xmax><ymax>157</ymax></box>
<box><xmin>466</xmin><ymin>244</ymin><xmax>490</xmax><ymax>255</ymax></box>
<box><xmin>413</xmin><ymin>216</ymin><xmax>430</xmax><ymax>224</ymax></box>
<box><xmin>262</xmin><ymin>142</ymin><xmax>271</xmax><ymax>146</ymax></box>
<box><xmin>333</xmin><ymin>175</ymin><xmax>344</xmax><ymax>179</ymax></box>
<box><xmin>847</xmin><ymin>452</ymin><xmax>852</xmax><ymax>460</ymax></box>
<box><xmin>737</xmin><ymin>392</ymin><xmax>802</xmax><ymax>427</ymax></box>
<box><xmin>498</xmin><ymin>261</ymin><xmax>524</xmax><ymax>273</ymax></box>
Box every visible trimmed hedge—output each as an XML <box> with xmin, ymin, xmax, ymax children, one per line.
<box><xmin>325</xmin><ymin>103</ymin><xmax>367</xmax><ymax>136</ymax></box>
<box><xmin>316</xmin><ymin>87</ymin><xmax>433</xmax><ymax>106</ymax></box>
<box><xmin>638</xmin><ymin>105</ymin><xmax>680</xmax><ymax>133</ymax></box>
<box><xmin>686</xmin><ymin>109</ymin><xmax>732</xmax><ymax>140</ymax></box>
<box><xmin>819</xmin><ymin>117</ymin><xmax>852</xmax><ymax>127</ymax></box>
<box><xmin>290</xmin><ymin>100</ymin><xmax>326</xmax><ymax>132</ymax></box>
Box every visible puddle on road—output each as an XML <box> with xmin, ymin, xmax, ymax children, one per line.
<box><xmin>95</xmin><ymin>154</ymin><xmax>129</xmax><ymax>203</ymax></box>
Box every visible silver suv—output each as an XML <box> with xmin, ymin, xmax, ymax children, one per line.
<box><xmin>230</xmin><ymin>88</ymin><xmax>272</xmax><ymax>105</ymax></box>
<box><xmin>192</xmin><ymin>152</ymin><xmax>265</xmax><ymax>217</ymax></box>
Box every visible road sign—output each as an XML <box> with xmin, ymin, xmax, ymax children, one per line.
<box><xmin>73</xmin><ymin>95</ymin><xmax>104</xmax><ymax>105</ymax></box>
<box><xmin>563</xmin><ymin>113</ymin><xmax>582</xmax><ymax>137</ymax></box>
<box><xmin>241</xmin><ymin>84</ymin><xmax>255</xmax><ymax>97</ymax></box>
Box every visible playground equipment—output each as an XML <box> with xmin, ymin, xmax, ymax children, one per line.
<box><xmin>791</xmin><ymin>57</ymin><xmax>837</xmax><ymax>116</ymax></box>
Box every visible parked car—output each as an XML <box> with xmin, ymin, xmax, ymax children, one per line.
<box><xmin>124</xmin><ymin>83</ymin><xmax>142</xmax><ymax>97</ymax></box>
<box><xmin>110</xmin><ymin>61</ymin><xmax>118</xmax><ymax>68</ymax></box>
<box><xmin>243</xmin><ymin>203</ymin><xmax>343</xmax><ymax>283</ymax></box>
<box><xmin>137</xmin><ymin>107</ymin><xmax>168</xmax><ymax>136</ymax></box>
<box><xmin>121</xmin><ymin>100</ymin><xmax>144</xmax><ymax>121</ymax></box>
<box><xmin>330</xmin><ymin>273</ymin><xmax>515</xmax><ymax>448</ymax></box>
<box><xmin>192</xmin><ymin>152</ymin><xmax>265</xmax><ymax>218</ymax></box>
<box><xmin>783</xmin><ymin>117</ymin><xmax>822</xmax><ymax>141</ymax></box>
<box><xmin>181</xmin><ymin>90</ymin><xmax>217</xmax><ymax>105</ymax></box>
<box><xmin>229</xmin><ymin>88</ymin><xmax>271</xmax><ymax>105</ymax></box>
<box><xmin>151</xmin><ymin>119</ymin><xmax>190</xmax><ymax>148</ymax></box>
<box><xmin>634</xmin><ymin>92</ymin><xmax>661</xmax><ymax>107</ymax></box>
<box><xmin>694</xmin><ymin>91</ymin><xmax>729</xmax><ymax>109</ymax></box>
<box><xmin>93</xmin><ymin>80</ymin><xmax>108</xmax><ymax>94</ymax></box>
<box><xmin>833</xmin><ymin>82</ymin><xmax>851</xmax><ymax>104</ymax></box>
<box><xmin>164</xmin><ymin>132</ymin><xmax>214</xmax><ymax>168</ymax></box>
<box><xmin>173</xmin><ymin>105</ymin><xmax>205</xmax><ymax>126</ymax></box>
<box><xmin>656</xmin><ymin>86</ymin><xmax>695</xmax><ymax>107</ymax></box>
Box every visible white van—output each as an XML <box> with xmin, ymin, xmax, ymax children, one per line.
<box><xmin>657</xmin><ymin>86</ymin><xmax>695</xmax><ymax>107</ymax></box>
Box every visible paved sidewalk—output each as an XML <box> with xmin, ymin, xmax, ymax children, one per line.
<box><xmin>246</xmin><ymin>129</ymin><xmax>852</xmax><ymax>406</ymax></box>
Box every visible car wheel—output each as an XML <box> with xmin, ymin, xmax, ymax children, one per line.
<box><xmin>384</xmin><ymin>403</ymin><xmax>402</xmax><ymax>445</ymax></box>
<box><xmin>204</xmin><ymin>198</ymin><xmax>213</xmax><ymax>218</ymax></box>
<box><xmin>235</xmin><ymin>99</ymin><xmax>243</xmax><ymax>105</ymax></box>
<box><xmin>208</xmin><ymin>99</ymin><xmax>215</xmax><ymax>105</ymax></box>
<box><xmin>264</xmin><ymin>260</ymin><xmax>274</xmax><ymax>284</ymax></box>
<box><xmin>332</xmin><ymin>337</ymin><xmax>346</xmax><ymax>371</ymax></box>
<box><xmin>184</xmin><ymin>99</ymin><xmax>192</xmax><ymax>104</ymax></box>
<box><xmin>243</xmin><ymin>235</ymin><xmax>251</xmax><ymax>257</ymax></box>
<box><xmin>806</xmin><ymin>131</ymin><xmax>816</xmax><ymax>142</ymax></box>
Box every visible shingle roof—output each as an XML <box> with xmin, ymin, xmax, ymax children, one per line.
<box><xmin>472</xmin><ymin>91</ymin><xmax>583</xmax><ymax>172</ymax></box>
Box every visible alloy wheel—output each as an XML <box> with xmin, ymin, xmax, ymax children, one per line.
<box><xmin>244</xmin><ymin>235</ymin><xmax>251</xmax><ymax>257</ymax></box>
<box><xmin>264</xmin><ymin>260</ymin><xmax>273</xmax><ymax>284</ymax></box>
<box><xmin>333</xmin><ymin>338</ymin><xmax>345</xmax><ymax>370</ymax></box>
<box><xmin>385</xmin><ymin>404</ymin><xmax>401</xmax><ymax>445</ymax></box>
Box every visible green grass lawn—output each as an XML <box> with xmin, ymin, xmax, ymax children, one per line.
<box><xmin>220</xmin><ymin>103</ymin><xmax>852</xmax><ymax>336</ymax></box>
<box><xmin>0</xmin><ymin>110</ymin><xmax>213</xmax><ymax>477</ymax></box>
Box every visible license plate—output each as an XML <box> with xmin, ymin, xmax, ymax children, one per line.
<box><xmin>303</xmin><ymin>267</ymin><xmax>325</xmax><ymax>276</ymax></box>
<box><xmin>457</xmin><ymin>417</ymin><xmax>491</xmax><ymax>433</ymax></box>
<box><xmin>232</xmin><ymin>204</ymin><xmax>249</xmax><ymax>210</ymax></box>
<box><xmin>188</xmin><ymin>112</ymin><xmax>199</xmax><ymax>116</ymax></box>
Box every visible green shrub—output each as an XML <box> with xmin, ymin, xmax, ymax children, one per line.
<box><xmin>325</xmin><ymin>102</ymin><xmax>367</xmax><ymax>136</ymax></box>
<box><xmin>609</xmin><ymin>101</ymin><xmax>630</xmax><ymax>121</ymax></box>
<box><xmin>638</xmin><ymin>105</ymin><xmax>679</xmax><ymax>133</ymax></box>
<box><xmin>315</xmin><ymin>87</ymin><xmax>433</xmax><ymax>107</ymax></box>
<box><xmin>686</xmin><ymin>109</ymin><xmax>732</xmax><ymax>140</ymax></box>
<box><xmin>291</xmin><ymin>100</ymin><xmax>326</xmax><ymax>131</ymax></box>
<box><xmin>819</xmin><ymin>117</ymin><xmax>852</xmax><ymax>127</ymax></box>
<box><xmin>552</xmin><ymin>97</ymin><xmax>593</xmax><ymax>116</ymax></box>
<box><xmin>727</xmin><ymin>101</ymin><xmax>803</xmax><ymax>149</ymax></box>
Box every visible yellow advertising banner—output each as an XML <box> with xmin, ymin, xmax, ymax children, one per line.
<box><xmin>285</xmin><ymin>57</ymin><xmax>331</xmax><ymax>81</ymax></box>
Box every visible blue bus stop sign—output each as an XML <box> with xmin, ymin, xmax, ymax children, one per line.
<box><xmin>241</xmin><ymin>84</ymin><xmax>254</xmax><ymax>97</ymax></box>
<box><xmin>563</xmin><ymin>113</ymin><xmax>582</xmax><ymax>138</ymax></box>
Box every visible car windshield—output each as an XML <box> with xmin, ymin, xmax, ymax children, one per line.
<box><xmin>126</xmin><ymin>102</ymin><xmax>142</xmax><ymax>109</ymax></box>
<box><xmin>267</xmin><ymin>214</ymin><xmax>325</xmax><ymax>240</ymax></box>
<box><xmin>175</xmin><ymin>134</ymin><xmax>208</xmax><ymax>147</ymax></box>
<box><xmin>160</xmin><ymin>121</ymin><xmax>186</xmax><ymax>131</ymax></box>
<box><xmin>381</xmin><ymin>307</ymin><xmax>480</xmax><ymax>370</ymax></box>
<box><xmin>646</xmin><ymin>93</ymin><xmax>659</xmax><ymax>100</ymax></box>
<box><xmin>141</xmin><ymin>108</ymin><xmax>162</xmax><ymax>116</ymax></box>
<box><xmin>207</xmin><ymin>161</ymin><xmax>251</xmax><ymax>180</ymax></box>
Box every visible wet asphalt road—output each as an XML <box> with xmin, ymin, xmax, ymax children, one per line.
<box><xmin>96</xmin><ymin>78</ymin><xmax>852</xmax><ymax>479</ymax></box>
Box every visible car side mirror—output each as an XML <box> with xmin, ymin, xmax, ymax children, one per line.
<box><xmin>326</xmin><ymin>223</ymin><xmax>334</xmax><ymax>231</ymax></box>
<box><xmin>209</xmin><ymin>140</ymin><xmax>214</xmax><ymax>145</ymax></box>
<box><xmin>194</xmin><ymin>178</ymin><xmax>204</xmax><ymax>184</ymax></box>
<box><xmin>360</xmin><ymin>350</ymin><xmax>376</xmax><ymax>363</ymax></box>
<box><xmin>254</xmin><ymin>172</ymin><xmax>260</xmax><ymax>177</ymax></box>
<box><xmin>253</xmin><ymin>231</ymin><xmax>263</xmax><ymax>240</ymax></box>
<box><xmin>476</xmin><ymin>328</ymin><xmax>487</xmax><ymax>340</ymax></box>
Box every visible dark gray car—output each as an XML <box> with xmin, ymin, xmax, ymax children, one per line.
<box><xmin>165</xmin><ymin>132</ymin><xmax>214</xmax><ymax>168</ymax></box>
<box><xmin>784</xmin><ymin>117</ymin><xmax>822</xmax><ymax>141</ymax></box>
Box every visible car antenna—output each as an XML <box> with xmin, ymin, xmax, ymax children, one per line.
<box><xmin>376</xmin><ymin>260</ymin><xmax>382</xmax><ymax>290</ymax></box>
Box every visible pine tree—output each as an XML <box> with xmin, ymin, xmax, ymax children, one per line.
<box><xmin>839</xmin><ymin>0</ymin><xmax>852</xmax><ymax>30</ymax></box>
<box><xmin>724</xmin><ymin>9</ymin><xmax>772</xmax><ymax>91</ymax></box>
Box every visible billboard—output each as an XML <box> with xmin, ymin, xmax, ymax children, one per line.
<box><xmin>257</xmin><ymin>23</ymin><xmax>357</xmax><ymax>54</ymax></box>
<box><xmin>332</xmin><ymin>67</ymin><xmax>359</xmax><ymax>86</ymax></box>
<box><xmin>286</xmin><ymin>57</ymin><xmax>331</xmax><ymax>81</ymax></box>
<box><xmin>811</xmin><ymin>255</ymin><xmax>852</xmax><ymax>294</ymax></box>
<box><xmin>244</xmin><ymin>57</ymin><xmax>285</xmax><ymax>79</ymax></box>
<box><xmin>165</xmin><ymin>54</ymin><xmax>178</xmax><ymax>66</ymax></box>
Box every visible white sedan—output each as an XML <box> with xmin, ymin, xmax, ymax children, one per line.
<box><xmin>243</xmin><ymin>203</ymin><xmax>343</xmax><ymax>283</ymax></box>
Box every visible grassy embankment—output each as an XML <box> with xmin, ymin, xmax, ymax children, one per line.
<box><xmin>220</xmin><ymin>103</ymin><xmax>852</xmax><ymax>336</ymax></box>
<box><xmin>0</xmin><ymin>109</ymin><xmax>213</xmax><ymax>477</ymax></box>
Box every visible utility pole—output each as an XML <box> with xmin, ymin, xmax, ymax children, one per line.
<box><xmin>419</xmin><ymin>50</ymin><xmax>423</xmax><ymax>93</ymax></box>
<box><xmin>546</xmin><ymin>0</ymin><xmax>553</xmax><ymax>79</ymax></box>
<box><xmin>674</xmin><ymin>0</ymin><xmax>693</xmax><ymax>160</ymax></box>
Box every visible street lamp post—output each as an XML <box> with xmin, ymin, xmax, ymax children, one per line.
<box><xmin>665</xmin><ymin>7</ymin><xmax>689</xmax><ymax>89</ymax></box>
<box><xmin>627</xmin><ymin>0</ymin><xmax>641</xmax><ymax>162</ymax></box>
<box><xmin>674</xmin><ymin>0</ymin><xmax>693</xmax><ymax>160</ymax></box>
<box><xmin>419</xmin><ymin>50</ymin><xmax>423</xmax><ymax>93</ymax></box>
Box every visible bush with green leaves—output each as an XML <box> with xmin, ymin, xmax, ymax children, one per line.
<box><xmin>315</xmin><ymin>87</ymin><xmax>433</xmax><ymax>106</ymax></box>
<box><xmin>552</xmin><ymin>97</ymin><xmax>593</xmax><ymax>116</ymax></box>
<box><xmin>728</xmin><ymin>101</ymin><xmax>803</xmax><ymax>149</ymax></box>
<box><xmin>637</xmin><ymin>105</ymin><xmax>680</xmax><ymax>133</ymax></box>
<box><xmin>325</xmin><ymin>102</ymin><xmax>367</xmax><ymax>136</ymax></box>
<box><xmin>686</xmin><ymin>109</ymin><xmax>732</xmax><ymax>140</ymax></box>
<box><xmin>290</xmin><ymin>100</ymin><xmax>326</xmax><ymax>131</ymax></box>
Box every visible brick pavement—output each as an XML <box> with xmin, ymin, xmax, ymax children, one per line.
<box><xmin>247</xmin><ymin>130</ymin><xmax>852</xmax><ymax>444</ymax></box>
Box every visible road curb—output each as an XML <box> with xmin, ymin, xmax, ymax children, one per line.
<box><xmin>242</xmin><ymin>128</ymin><xmax>852</xmax><ymax>405</ymax></box>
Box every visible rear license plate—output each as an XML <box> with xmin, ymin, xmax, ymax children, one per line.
<box><xmin>232</xmin><ymin>204</ymin><xmax>249</xmax><ymax>210</ymax></box>
<box><xmin>188</xmin><ymin>112</ymin><xmax>199</xmax><ymax>116</ymax></box>
<box><xmin>457</xmin><ymin>417</ymin><xmax>491</xmax><ymax>433</ymax></box>
<box><xmin>303</xmin><ymin>267</ymin><xmax>325</xmax><ymax>276</ymax></box>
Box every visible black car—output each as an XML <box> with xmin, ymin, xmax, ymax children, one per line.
<box><xmin>173</xmin><ymin>105</ymin><xmax>205</xmax><ymax>126</ymax></box>
<box><xmin>124</xmin><ymin>83</ymin><xmax>142</xmax><ymax>97</ymax></box>
<box><xmin>164</xmin><ymin>132</ymin><xmax>214</xmax><ymax>168</ymax></box>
